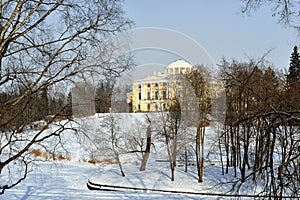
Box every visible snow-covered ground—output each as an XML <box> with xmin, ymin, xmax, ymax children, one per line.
<box><xmin>2</xmin><ymin>161</ymin><xmax>237</xmax><ymax>200</ymax></box>
<box><xmin>2</xmin><ymin>160</ymin><xmax>249</xmax><ymax>200</ymax></box>
<box><xmin>0</xmin><ymin>113</ymin><xmax>252</xmax><ymax>199</ymax></box>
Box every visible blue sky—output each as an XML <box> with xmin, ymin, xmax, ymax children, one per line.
<box><xmin>123</xmin><ymin>0</ymin><xmax>299</xmax><ymax>74</ymax></box>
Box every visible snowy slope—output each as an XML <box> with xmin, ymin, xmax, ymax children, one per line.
<box><xmin>1</xmin><ymin>113</ymin><xmax>247</xmax><ymax>199</ymax></box>
<box><xmin>3</xmin><ymin>161</ymin><xmax>217</xmax><ymax>200</ymax></box>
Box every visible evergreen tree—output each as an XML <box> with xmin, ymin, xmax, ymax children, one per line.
<box><xmin>95</xmin><ymin>80</ymin><xmax>113</xmax><ymax>113</ymax></box>
<box><xmin>287</xmin><ymin>46</ymin><xmax>300</xmax><ymax>83</ymax></box>
<box><xmin>66</xmin><ymin>92</ymin><xmax>73</xmax><ymax>117</ymax></box>
<box><xmin>49</xmin><ymin>97</ymin><xmax>57</xmax><ymax>114</ymax></box>
<box><xmin>286</xmin><ymin>46</ymin><xmax>300</xmax><ymax>111</ymax></box>
<box><xmin>39</xmin><ymin>87</ymin><xmax>49</xmax><ymax>119</ymax></box>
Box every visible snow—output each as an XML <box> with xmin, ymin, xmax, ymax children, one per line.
<box><xmin>88</xmin><ymin>163</ymin><xmax>232</xmax><ymax>193</ymax></box>
<box><xmin>2</xmin><ymin>161</ymin><xmax>232</xmax><ymax>200</ymax></box>
<box><xmin>2</xmin><ymin>162</ymin><xmax>246</xmax><ymax>200</ymax></box>
<box><xmin>0</xmin><ymin>113</ymin><xmax>250</xmax><ymax>199</ymax></box>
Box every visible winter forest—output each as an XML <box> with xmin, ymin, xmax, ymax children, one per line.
<box><xmin>0</xmin><ymin>0</ymin><xmax>300</xmax><ymax>199</ymax></box>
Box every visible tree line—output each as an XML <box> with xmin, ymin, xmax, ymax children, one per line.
<box><xmin>0</xmin><ymin>80</ymin><xmax>115</xmax><ymax>131</ymax></box>
<box><xmin>217</xmin><ymin>46</ymin><xmax>300</xmax><ymax>198</ymax></box>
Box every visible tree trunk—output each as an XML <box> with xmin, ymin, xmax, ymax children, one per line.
<box><xmin>199</xmin><ymin>158</ymin><xmax>203</xmax><ymax>182</ymax></box>
<box><xmin>116</xmin><ymin>153</ymin><xmax>125</xmax><ymax>177</ymax></box>
<box><xmin>231</xmin><ymin>126</ymin><xmax>237</xmax><ymax>177</ymax></box>
<box><xmin>199</xmin><ymin>126</ymin><xmax>205</xmax><ymax>183</ymax></box>
<box><xmin>140</xmin><ymin>152</ymin><xmax>150</xmax><ymax>171</ymax></box>
<box><xmin>140</xmin><ymin>125</ymin><xmax>151</xmax><ymax>171</ymax></box>
<box><xmin>171</xmin><ymin>163</ymin><xmax>175</xmax><ymax>181</ymax></box>
<box><xmin>196</xmin><ymin>148</ymin><xmax>201</xmax><ymax>183</ymax></box>
<box><xmin>225</xmin><ymin>126</ymin><xmax>229</xmax><ymax>174</ymax></box>
<box><xmin>196</xmin><ymin>123</ymin><xmax>202</xmax><ymax>182</ymax></box>
<box><xmin>218</xmin><ymin>136</ymin><xmax>224</xmax><ymax>175</ymax></box>
<box><xmin>185</xmin><ymin>147</ymin><xmax>188</xmax><ymax>173</ymax></box>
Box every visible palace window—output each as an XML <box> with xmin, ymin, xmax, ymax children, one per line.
<box><xmin>163</xmin><ymin>82</ymin><xmax>167</xmax><ymax>88</ymax></box>
<box><xmin>147</xmin><ymin>91</ymin><xmax>151</xmax><ymax>100</ymax></box>
<box><xmin>162</xmin><ymin>91</ymin><xmax>167</xmax><ymax>99</ymax></box>
<box><xmin>155</xmin><ymin>91</ymin><xmax>159</xmax><ymax>100</ymax></box>
<box><xmin>155</xmin><ymin>103</ymin><xmax>158</xmax><ymax>111</ymax></box>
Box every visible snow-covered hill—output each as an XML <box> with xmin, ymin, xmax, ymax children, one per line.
<box><xmin>1</xmin><ymin>113</ymin><xmax>249</xmax><ymax>199</ymax></box>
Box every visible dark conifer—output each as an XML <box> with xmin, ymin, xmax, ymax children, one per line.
<box><xmin>287</xmin><ymin>46</ymin><xmax>300</xmax><ymax>83</ymax></box>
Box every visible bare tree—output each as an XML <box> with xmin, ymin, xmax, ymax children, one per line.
<box><xmin>219</xmin><ymin>57</ymin><xmax>300</xmax><ymax>198</ymax></box>
<box><xmin>241</xmin><ymin>0</ymin><xmax>300</xmax><ymax>32</ymax></box>
<box><xmin>77</xmin><ymin>113</ymin><xmax>126</xmax><ymax>176</ymax></box>
<box><xmin>0</xmin><ymin>0</ymin><xmax>131</xmax><ymax>194</ymax></box>
<box><xmin>140</xmin><ymin>114</ymin><xmax>152</xmax><ymax>171</ymax></box>
<box><xmin>157</xmin><ymin>72</ymin><xmax>194</xmax><ymax>182</ymax></box>
<box><xmin>78</xmin><ymin>113</ymin><xmax>153</xmax><ymax>177</ymax></box>
<box><xmin>175</xmin><ymin>74</ymin><xmax>198</xmax><ymax>173</ymax></box>
<box><xmin>160</xmin><ymin>98</ymin><xmax>181</xmax><ymax>182</ymax></box>
<box><xmin>160</xmin><ymin>68</ymin><xmax>211</xmax><ymax>182</ymax></box>
<box><xmin>102</xmin><ymin>113</ymin><xmax>126</xmax><ymax>177</ymax></box>
<box><xmin>185</xmin><ymin>68</ymin><xmax>211</xmax><ymax>183</ymax></box>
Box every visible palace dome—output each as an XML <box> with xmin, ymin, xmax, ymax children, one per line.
<box><xmin>165</xmin><ymin>59</ymin><xmax>194</xmax><ymax>74</ymax></box>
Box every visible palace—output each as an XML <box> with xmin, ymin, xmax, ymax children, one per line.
<box><xmin>127</xmin><ymin>59</ymin><xmax>195</xmax><ymax>112</ymax></box>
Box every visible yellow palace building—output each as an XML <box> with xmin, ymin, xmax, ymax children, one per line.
<box><xmin>127</xmin><ymin>60</ymin><xmax>195</xmax><ymax>112</ymax></box>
